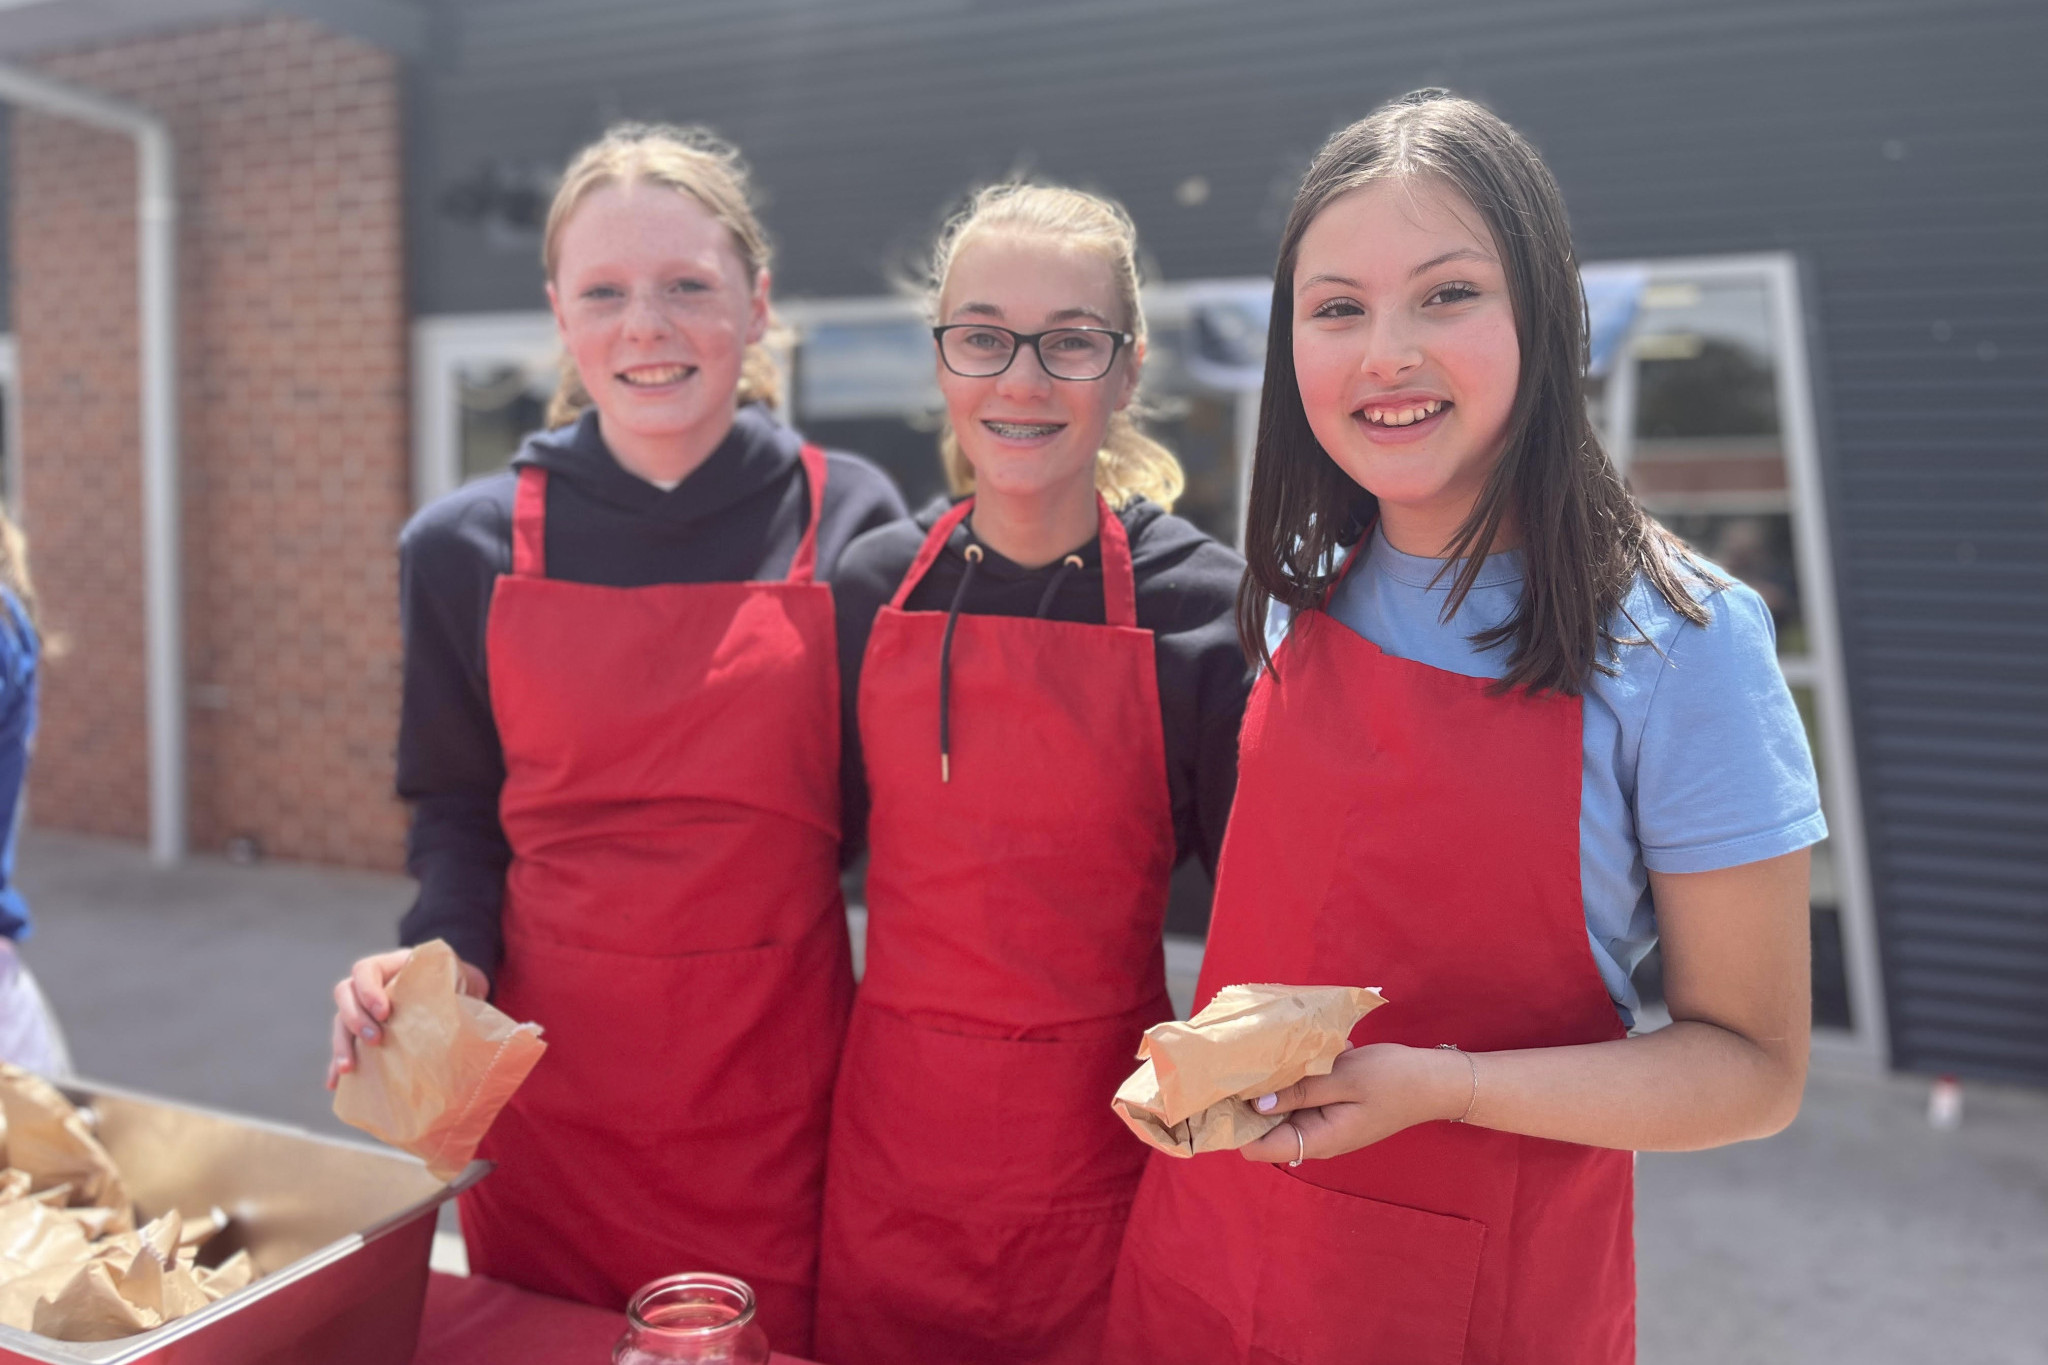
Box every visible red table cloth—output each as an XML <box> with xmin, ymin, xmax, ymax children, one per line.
<box><xmin>413</xmin><ymin>1272</ymin><xmax>820</xmax><ymax>1364</ymax></box>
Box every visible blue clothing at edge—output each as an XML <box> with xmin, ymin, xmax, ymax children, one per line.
<box><xmin>1270</xmin><ymin>529</ymin><xmax>1826</xmax><ymax>1022</ymax></box>
<box><xmin>0</xmin><ymin>589</ymin><xmax>37</xmax><ymax>941</ymax></box>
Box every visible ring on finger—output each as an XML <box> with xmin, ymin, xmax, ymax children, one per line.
<box><xmin>1287</xmin><ymin>1121</ymin><xmax>1306</xmax><ymax>1168</ymax></box>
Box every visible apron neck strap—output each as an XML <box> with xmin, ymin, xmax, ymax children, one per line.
<box><xmin>889</xmin><ymin>493</ymin><xmax>1139</xmax><ymax>627</ymax></box>
<box><xmin>511</xmin><ymin>467</ymin><xmax>548</xmax><ymax>578</ymax></box>
<box><xmin>785</xmin><ymin>443</ymin><xmax>830</xmax><ymax>586</ymax></box>
<box><xmin>1096</xmin><ymin>494</ymin><xmax>1138</xmax><ymax>629</ymax></box>
<box><xmin>889</xmin><ymin>497</ymin><xmax>976</xmax><ymax>609</ymax></box>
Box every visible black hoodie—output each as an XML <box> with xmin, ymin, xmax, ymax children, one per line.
<box><xmin>832</xmin><ymin>496</ymin><xmax>1252</xmax><ymax>876</ymax></box>
<box><xmin>395</xmin><ymin>404</ymin><xmax>906</xmax><ymax>978</ymax></box>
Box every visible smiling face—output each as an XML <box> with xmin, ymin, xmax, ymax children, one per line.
<box><xmin>547</xmin><ymin>179</ymin><xmax>768</xmax><ymax>472</ymax></box>
<box><xmin>1290</xmin><ymin>177</ymin><xmax>1522</xmax><ymax>555</ymax></box>
<box><xmin>937</xmin><ymin>230</ymin><xmax>1142</xmax><ymax>504</ymax></box>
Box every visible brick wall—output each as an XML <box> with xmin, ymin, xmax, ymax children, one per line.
<box><xmin>11</xmin><ymin>16</ymin><xmax>409</xmax><ymax>869</ymax></box>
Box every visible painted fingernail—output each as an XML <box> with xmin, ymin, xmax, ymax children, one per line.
<box><xmin>360</xmin><ymin>1024</ymin><xmax>379</xmax><ymax>1041</ymax></box>
<box><xmin>1254</xmin><ymin>1093</ymin><xmax>1277</xmax><ymax>1113</ymax></box>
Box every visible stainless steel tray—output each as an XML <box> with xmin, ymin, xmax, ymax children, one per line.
<box><xmin>0</xmin><ymin>1078</ymin><xmax>486</xmax><ymax>1365</ymax></box>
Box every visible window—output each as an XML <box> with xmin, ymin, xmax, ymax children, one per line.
<box><xmin>1596</xmin><ymin>255</ymin><xmax>1882</xmax><ymax>1056</ymax></box>
<box><xmin>411</xmin><ymin>314</ymin><xmax>559</xmax><ymax>508</ymax></box>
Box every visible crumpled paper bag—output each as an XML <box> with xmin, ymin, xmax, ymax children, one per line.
<box><xmin>0</xmin><ymin>1066</ymin><xmax>130</xmax><ymax>1228</ymax></box>
<box><xmin>332</xmin><ymin>939</ymin><xmax>547</xmax><ymax>1180</ymax></box>
<box><xmin>1112</xmin><ymin>983</ymin><xmax>1387</xmax><ymax>1157</ymax></box>
<box><xmin>0</xmin><ymin>1065</ymin><xmax>259</xmax><ymax>1342</ymax></box>
<box><xmin>15</xmin><ymin>1209</ymin><xmax>253</xmax><ymax>1341</ymax></box>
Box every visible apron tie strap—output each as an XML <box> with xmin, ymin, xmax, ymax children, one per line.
<box><xmin>510</xmin><ymin>467</ymin><xmax>548</xmax><ymax>578</ymax></box>
<box><xmin>938</xmin><ymin>543</ymin><xmax>983</xmax><ymax>783</ymax></box>
<box><xmin>1096</xmin><ymin>495</ymin><xmax>1139</xmax><ymax>629</ymax></box>
<box><xmin>784</xmin><ymin>443</ymin><xmax>830</xmax><ymax>586</ymax></box>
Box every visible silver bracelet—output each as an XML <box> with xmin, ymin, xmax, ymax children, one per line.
<box><xmin>1435</xmin><ymin>1043</ymin><xmax>1478</xmax><ymax>1124</ymax></box>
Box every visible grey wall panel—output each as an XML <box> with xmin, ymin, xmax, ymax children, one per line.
<box><xmin>403</xmin><ymin>0</ymin><xmax>2047</xmax><ymax>1078</ymax></box>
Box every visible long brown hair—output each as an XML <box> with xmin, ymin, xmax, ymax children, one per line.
<box><xmin>541</xmin><ymin>122</ymin><xmax>782</xmax><ymax>426</ymax></box>
<box><xmin>1240</xmin><ymin>90</ymin><xmax>1710</xmax><ymax>693</ymax></box>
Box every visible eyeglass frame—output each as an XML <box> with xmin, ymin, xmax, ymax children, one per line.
<box><xmin>931</xmin><ymin>323</ymin><xmax>1136</xmax><ymax>382</ymax></box>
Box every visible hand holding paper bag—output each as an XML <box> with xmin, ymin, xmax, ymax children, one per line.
<box><xmin>332</xmin><ymin>939</ymin><xmax>547</xmax><ymax>1181</ymax></box>
<box><xmin>1112</xmin><ymin>983</ymin><xmax>1387</xmax><ymax>1157</ymax></box>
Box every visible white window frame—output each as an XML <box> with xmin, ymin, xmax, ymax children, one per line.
<box><xmin>1595</xmin><ymin>251</ymin><xmax>1885</xmax><ymax>1065</ymax></box>
<box><xmin>410</xmin><ymin>312</ymin><xmax>559</xmax><ymax>510</ymax></box>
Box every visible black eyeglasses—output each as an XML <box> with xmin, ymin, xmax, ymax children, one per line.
<box><xmin>932</xmin><ymin>324</ymin><xmax>1134</xmax><ymax>382</ymax></box>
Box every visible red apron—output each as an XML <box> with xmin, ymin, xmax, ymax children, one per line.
<box><xmin>1103</xmin><ymin>550</ymin><xmax>1634</xmax><ymax>1365</ymax></box>
<box><xmin>462</xmin><ymin>446</ymin><xmax>852</xmax><ymax>1358</ymax></box>
<box><xmin>814</xmin><ymin>496</ymin><xmax>1177</xmax><ymax>1365</ymax></box>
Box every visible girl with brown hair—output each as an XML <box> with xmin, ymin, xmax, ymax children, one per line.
<box><xmin>325</xmin><ymin>123</ymin><xmax>903</xmax><ymax>1351</ymax></box>
<box><xmin>1105</xmin><ymin>91</ymin><xmax>1822</xmax><ymax>1364</ymax></box>
<box><xmin>816</xmin><ymin>183</ymin><xmax>1250</xmax><ymax>1365</ymax></box>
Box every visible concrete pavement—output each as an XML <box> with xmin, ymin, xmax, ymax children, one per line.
<box><xmin>14</xmin><ymin>829</ymin><xmax>2047</xmax><ymax>1362</ymax></box>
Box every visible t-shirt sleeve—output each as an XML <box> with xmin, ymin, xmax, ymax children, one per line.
<box><xmin>1633</xmin><ymin>581</ymin><xmax>1828</xmax><ymax>874</ymax></box>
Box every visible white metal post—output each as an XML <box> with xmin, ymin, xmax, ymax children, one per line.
<box><xmin>0</xmin><ymin>65</ymin><xmax>184</xmax><ymax>863</ymax></box>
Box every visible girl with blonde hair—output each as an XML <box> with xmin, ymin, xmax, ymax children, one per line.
<box><xmin>327</xmin><ymin>123</ymin><xmax>903</xmax><ymax>1351</ymax></box>
<box><xmin>816</xmin><ymin>182</ymin><xmax>1251</xmax><ymax>1365</ymax></box>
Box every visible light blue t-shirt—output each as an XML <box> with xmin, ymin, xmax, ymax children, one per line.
<box><xmin>1270</xmin><ymin>530</ymin><xmax>1826</xmax><ymax>1022</ymax></box>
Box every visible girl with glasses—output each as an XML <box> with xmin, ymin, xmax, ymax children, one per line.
<box><xmin>1104</xmin><ymin>90</ymin><xmax>1822</xmax><ymax>1365</ymax></box>
<box><xmin>816</xmin><ymin>183</ymin><xmax>1251</xmax><ymax>1365</ymax></box>
<box><xmin>326</xmin><ymin>123</ymin><xmax>904</xmax><ymax>1353</ymax></box>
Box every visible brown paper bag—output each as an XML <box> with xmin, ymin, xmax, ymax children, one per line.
<box><xmin>22</xmin><ymin>1209</ymin><xmax>228</xmax><ymax>1341</ymax></box>
<box><xmin>0</xmin><ymin>1075</ymin><xmax>251</xmax><ymax>1341</ymax></box>
<box><xmin>1112</xmin><ymin>983</ymin><xmax>1387</xmax><ymax>1157</ymax></box>
<box><xmin>0</xmin><ymin>1197</ymin><xmax>93</xmax><ymax>1286</ymax></box>
<box><xmin>332</xmin><ymin>939</ymin><xmax>547</xmax><ymax>1180</ymax></box>
<box><xmin>0</xmin><ymin>1066</ymin><xmax>130</xmax><ymax>1227</ymax></box>
<box><xmin>25</xmin><ymin>1261</ymin><xmax>145</xmax><ymax>1341</ymax></box>
<box><xmin>197</xmin><ymin>1250</ymin><xmax>255</xmax><ymax>1302</ymax></box>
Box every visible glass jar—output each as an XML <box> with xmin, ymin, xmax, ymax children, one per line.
<box><xmin>613</xmin><ymin>1273</ymin><xmax>771</xmax><ymax>1365</ymax></box>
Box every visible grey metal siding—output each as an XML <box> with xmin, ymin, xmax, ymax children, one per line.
<box><xmin>399</xmin><ymin>0</ymin><xmax>2042</xmax><ymax>1080</ymax></box>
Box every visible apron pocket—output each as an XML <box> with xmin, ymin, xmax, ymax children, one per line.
<box><xmin>832</xmin><ymin>1003</ymin><xmax>1150</xmax><ymax>1215</ymax></box>
<box><xmin>1249</xmin><ymin>1171</ymin><xmax>1485</xmax><ymax>1365</ymax></box>
<box><xmin>501</xmin><ymin>914</ymin><xmax>851</xmax><ymax>1128</ymax></box>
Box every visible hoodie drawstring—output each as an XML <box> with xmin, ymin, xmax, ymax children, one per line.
<box><xmin>1034</xmin><ymin>555</ymin><xmax>1085</xmax><ymax>619</ymax></box>
<box><xmin>938</xmin><ymin>544</ymin><xmax>983</xmax><ymax>783</ymax></box>
<box><xmin>940</xmin><ymin>549</ymin><xmax>1089</xmax><ymax>782</ymax></box>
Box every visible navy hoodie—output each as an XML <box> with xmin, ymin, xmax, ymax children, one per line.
<box><xmin>395</xmin><ymin>404</ymin><xmax>906</xmax><ymax>979</ymax></box>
